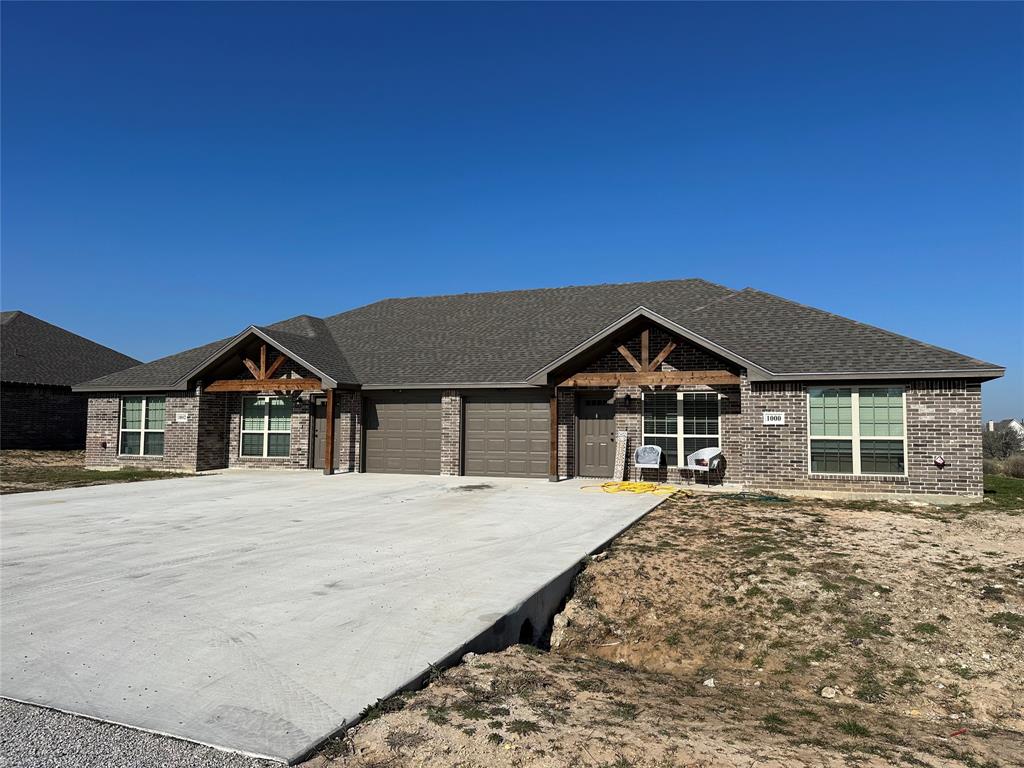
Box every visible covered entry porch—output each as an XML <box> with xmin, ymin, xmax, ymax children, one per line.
<box><xmin>540</xmin><ymin>311</ymin><xmax>745</xmax><ymax>484</ymax></box>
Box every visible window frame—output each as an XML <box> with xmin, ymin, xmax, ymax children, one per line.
<box><xmin>118</xmin><ymin>395</ymin><xmax>166</xmax><ymax>457</ymax></box>
<box><xmin>239</xmin><ymin>395</ymin><xmax>292</xmax><ymax>459</ymax></box>
<box><xmin>806</xmin><ymin>386</ymin><xmax>908</xmax><ymax>477</ymax></box>
<box><xmin>641</xmin><ymin>391</ymin><xmax>721</xmax><ymax>468</ymax></box>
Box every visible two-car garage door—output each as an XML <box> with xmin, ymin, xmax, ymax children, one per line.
<box><xmin>363</xmin><ymin>392</ymin><xmax>549</xmax><ymax>478</ymax></box>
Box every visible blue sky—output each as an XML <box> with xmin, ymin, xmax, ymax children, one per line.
<box><xmin>2</xmin><ymin>2</ymin><xmax>1021</xmax><ymax>418</ymax></box>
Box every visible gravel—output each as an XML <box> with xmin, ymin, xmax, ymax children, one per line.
<box><xmin>0</xmin><ymin>700</ymin><xmax>280</xmax><ymax>768</ymax></box>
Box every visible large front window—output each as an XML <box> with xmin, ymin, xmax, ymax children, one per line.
<box><xmin>642</xmin><ymin>392</ymin><xmax>720</xmax><ymax>467</ymax></box>
<box><xmin>808</xmin><ymin>386</ymin><xmax>905</xmax><ymax>475</ymax></box>
<box><xmin>241</xmin><ymin>396</ymin><xmax>292</xmax><ymax>457</ymax></box>
<box><xmin>120</xmin><ymin>396</ymin><xmax>165</xmax><ymax>456</ymax></box>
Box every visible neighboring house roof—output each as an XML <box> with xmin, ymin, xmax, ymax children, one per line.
<box><xmin>989</xmin><ymin>418</ymin><xmax>1024</xmax><ymax>433</ymax></box>
<box><xmin>71</xmin><ymin>279</ymin><xmax>1005</xmax><ymax>392</ymax></box>
<box><xmin>1</xmin><ymin>311</ymin><xmax>141</xmax><ymax>387</ymax></box>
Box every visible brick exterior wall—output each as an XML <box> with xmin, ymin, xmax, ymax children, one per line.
<box><xmin>85</xmin><ymin>389</ymin><xmax>203</xmax><ymax>472</ymax></box>
<box><xmin>739</xmin><ymin>378</ymin><xmax>983</xmax><ymax>497</ymax></box>
<box><xmin>1</xmin><ymin>382</ymin><xmax>89</xmax><ymax>449</ymax></box>
<box><xmin>195</xmin><ymin>390</ymin><xmax>229</xmax><ymax>472</ymax></box>
<box><xmin>440</xmin><ymin>390</ymin><xmax>463</xmax><ymax>476</ymax></box>
<box><xmin>554</xmin><ymin>328</ymin><xmax>984</xmax><ymax>497</ymax></box>
<box><xmin>80</xmin><ymin>327</ymin><xmax>985</xmax><ymax>497</ymax></box>
<box><xmin>85</xmin><ymin>359</ymin><xmax>328</xmax><ymax>472</ymax></box>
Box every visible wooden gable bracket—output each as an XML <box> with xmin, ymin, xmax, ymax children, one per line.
<box><xmin>615</xmin><ymin>326</ymin><xmax>680</xmax><ymax>373</ymax></box>
<box><xmin>205</xmin><ymin>342</ymin><xmax>323</xmax><ymax>393</ymax></box>
<box><xmin>565</xmin><ymin>326</ymin><xmax>735</xmax><ymax>388</ymax></box>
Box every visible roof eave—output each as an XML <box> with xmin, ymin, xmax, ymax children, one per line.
<box><xmin>756</xmin><ymin>367</ymin><xmax>1006</xmax><ymax>383</ymax></box>
<box><xmin>72</xmin><ymin>382</ymin><xmax>192</xmax><ymax>393</ymax></box>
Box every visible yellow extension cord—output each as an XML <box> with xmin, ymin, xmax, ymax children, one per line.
<box><xmin>581</xmin><ymin>480</ymin><xmax>685</xmax><ymax>496</ymax></box>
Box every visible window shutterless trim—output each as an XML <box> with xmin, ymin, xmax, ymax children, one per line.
<box><xmin>642</xmin><ymin>390</ymin><xmax>721</xmax><ymax>469</ymax></box>
<box><xmin>239</xmin><ymin>395</ymin><xmax>292</xmax><ymax>458</ymax></box>
<box><xmin>118</xmin><ymin>395</ymin><xmax>165</xmax><ymax>457</ymax></box>
<box><xmin>806</xmin><ymin>386</ymin><xmax>907</xmax><ymax>477</ymax></box>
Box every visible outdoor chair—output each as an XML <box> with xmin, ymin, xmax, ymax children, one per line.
<box><xmin>683</xmin><ymin>446</ymin><xmax>724</xmax><ymax>485</ymax></box>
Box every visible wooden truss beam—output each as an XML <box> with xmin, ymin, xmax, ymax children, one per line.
<box><xmin>242</xmin><ymin>357</ymin><xmax>261</xmax><ymax>379</ymax></box>
<box><xmin>205</xmin><ymin>378</ymin><xmax>322</xmax><ymax>393</ymax></box>
<box><xmin>648</xmin><ymin>340</ymin><xmax>677</xmax><ymax>371</ymax></box>
<box><xmin>616</xmin><ymin>345</ymin><xmax>643</xmax><ymax>372</ymax></box>
<box><xmin>264</xmin><ymin>354</ymin><xmax>287</xmax><ymax>380</ymax></box>
<box><xmin>214</xmin><ymin>343</ymin><xmax>307</xmax><ymax>393</ymax></box>
<box><xmin>557</xmin><ymin>371</ymin><xmax>739</xmax><ymax>388</ymax></box>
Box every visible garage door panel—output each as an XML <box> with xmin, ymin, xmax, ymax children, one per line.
<box><xmin>365</xmin><ymin>395</ymin><xmax>442</xmax><ymax>475</ymax></box>
<box><xmin>465</xmin><ymin>394</ymin><xmax>549</xmax><ymax>478</ymax></box>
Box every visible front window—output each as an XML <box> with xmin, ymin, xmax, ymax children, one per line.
<box><xmin>120</xmin><ymin>396</ymin><xmax>165</xmax><ymax>456</ymax></box>
<box><xmin>808</xmin><ymin>386</ymin><xmax>905</xmax><ymax>475</ymax></box>
<box><xmin>642</xmin><ymin>392</ymin><xmax>720</xmax><ymax>467</ymax></box>
<box><xmin>642</xmin><ymin>392</ymin><xmax>677</xmax><ymax>466</ymax></box>
<box><xmin>241</xmin><ymin>396</ymin><xmax>292</xmax><ymax>457</ymax></box>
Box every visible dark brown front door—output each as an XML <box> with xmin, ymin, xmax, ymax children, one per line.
<box><xmin>577</xmin><ymin>392</ymin><xmax>616</xmax><ymax>477</ymax></box>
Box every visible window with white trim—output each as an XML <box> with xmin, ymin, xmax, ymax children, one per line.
<box><xmin>642</xmin><ymin>392</ymin><xmax>720</xmax><ymax>467</ymax></box>
<box><xmin>808</xmin><ymin>386</ymin><xmax>905</xmax><ymax>475</ymax></box>
<box><xmin>240</xmin><ymin>396</ymin><xmax>292</xmax><ymax>457</ymax></box>
<box><xmin>120</xmin><ymin>396</ymin><xmax>165</xmax><ymax>456</ymax></box>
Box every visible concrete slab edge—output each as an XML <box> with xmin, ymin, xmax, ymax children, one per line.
<box><xmin>0</xmin><ymin>694</ymin><xmax>282</xmax><ymax>763</ymax></box>
<box><xmin>286</xmin><ymin>491</ymin><xmax>675</xmax><ymax>765</ymax></box>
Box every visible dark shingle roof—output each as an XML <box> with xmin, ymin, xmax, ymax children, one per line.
<box><xmin>323</xmin><ymin>279</ymin><xmax>733</xmax><ymax>385</ymax></box>
<box><xmin>71</xmin><ymin>279</ymin><xmax>1003</xmax><ymax>391</ymax></box>
<box><xmin>680</xmin><ymin>289</ymin><xmax>999</xmax><ymax>375</ymax></box>
<box><xmin>1</xmin><ymin>311</ymin><xmax>141</xmax><ymax>387</ymax></box>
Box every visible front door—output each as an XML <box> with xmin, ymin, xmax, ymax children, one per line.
<box><xmin>311</xmin><ymin>398</ymin><xmax>339</xmax><ymax>470</ymax></box>
<box><xmin>577</xmin><ymin>391</ymin><xmax>616</xmax><ymax>477</ymax></box>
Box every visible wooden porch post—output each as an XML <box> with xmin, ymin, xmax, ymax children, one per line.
<box><xmin>323</xmin><ymin>387</ymin><xmax>335</xmax><ymax>476</ymax></box>
<box><xmin>549</xmin><ymin>389</ymin><xmax>558</xmax><ymax>482</ymax></box>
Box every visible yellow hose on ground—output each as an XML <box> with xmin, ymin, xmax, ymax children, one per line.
<box><xmin>581</xmin><ymin>481</ymin><xmax>685</xmax><ymax>496</ymax></box>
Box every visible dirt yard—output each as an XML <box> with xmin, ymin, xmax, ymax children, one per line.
<box><xmin>0</xmin><ymin>449</ymin><xmax>186</xmax><ymax>494</ymax></box>
<box><xmin>310</xmin><ymin>482</ymin><xmax>1024</xmax><ymax>768</ymax></box>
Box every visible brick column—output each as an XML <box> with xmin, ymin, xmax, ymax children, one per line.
<box><xmin>336</xmin><ymin>390</ymin><xmax>362</xmax><ymax>473</ymax></box>
<box><xmin>440</xmin><ymin>390</ymin><xmax>462</xmax><ymax>476</ymax></box>
<box><xmin>556</xmin><ymin>389</ymin><xmax>576</xmax><ymax>479</ymax></box>
<box><xmin>614</xmin><ymin>386</ymin><xmax>643</xmax><ymax>480</ymax></box>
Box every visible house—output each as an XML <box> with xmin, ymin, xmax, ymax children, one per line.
<box><xmin>2</xmin><ymin>311</ymin><xmax>141</xmax><ymax>449</ymax></box>
<box><xmin>73</xmin><ymin>280</ymin><xmax>1004</xmax><ymax>499</ymax></box>
<box><xmin>985</xmin><ymin>418</ymin><xmax>1024</xmax><ymax>438</ymax></box>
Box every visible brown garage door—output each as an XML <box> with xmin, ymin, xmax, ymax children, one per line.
<box><xmin>364</xmin><ymin>393</ymin><xmax>442</xmax><ymax>474</ymax></box>
<box><xmin>464</xmin><ymin>393</ymin><xmax>550</xmax><ymax>478</ymax></box>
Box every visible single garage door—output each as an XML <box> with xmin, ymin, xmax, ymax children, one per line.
<box><xmin>464</xmin><ymin>393</ymin><xmax>550</xmax><ymax>478</ymax></box>
<box><xmin>364</xmin><ymin>393</ymin><xmax>442</xmax><ymax>474</ymax></box>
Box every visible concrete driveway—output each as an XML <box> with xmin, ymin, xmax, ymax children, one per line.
<box><xmin>0</xmin><ymin>472</ymin><xmax>662</xmax><ymax>763</ymax></box>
